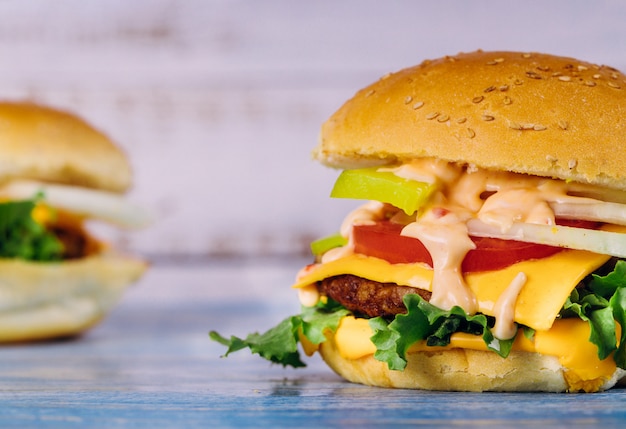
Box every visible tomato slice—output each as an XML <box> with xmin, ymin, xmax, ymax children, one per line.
<box><xmin>462</xmin><ymin>236</ymin><xmax>562</xmax><ymax>272</ymax></box>
<box><xmin>352</xmin><ymin>220</ymin><xmax>599</xmax><ymax>273</ymax></box>
<box><xmin>353</xmin><ymin>221</ymin><xmax>432</xmax><ymax>265</ymax></box>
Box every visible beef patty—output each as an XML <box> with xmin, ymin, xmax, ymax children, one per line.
<box><xmin>317</xmin><ymin>274</ymin><xmax>432</xmax><ymax>318</ymax></box>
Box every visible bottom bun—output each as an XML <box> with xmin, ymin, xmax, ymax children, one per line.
<box><xmin>0</xmin><ymin>251</ymin><xmax>146</xmax><ymax>342</ymax></box>
<box><xmin>319</xmin><ymin>329</ymin><xmax>626</xmax><ymax>392</ymax></box>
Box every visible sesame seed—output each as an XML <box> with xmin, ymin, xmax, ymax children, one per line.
<box><xmin>522</xmin><ymin>123</ymin><xmax>535</xmax><ymax>130</ymax></box>
<box><xmin>568</xmin><ymin>158</ymin><xmax>578</xmax><ymax>169</ymax></box>
<box><xmin>584</xmin><ymin>81</ymin><xmax>596</xmax><ymax>87</ymax></box>
<box><xmin>522</xmin><ymin>53</ymin><xmax>532</xmax><ymax>58</ymax></box>
<box><xmin>456</xmin><ymin>117</ymin><xmax>467</xmax><ymax>124</ymax></box>
<box><xmin>404</xmin><ymin>96</ymin><xmax>413</xmax><ymax>104</ymax></box>
<box><xmin>558</xmin><ymin>120</ymin><xmax>569</xmax><ymax>130</ymax></box>
<box><xmin>472</xmin><ymin>96</ymin><xmax>484</xmax><ymax>104</ymax></box>
<box><xmin>608</xmin><ymin>81</ymin><xmax>622</xmax><ymax>89</ymax></box>
<box><xmin>487</xmin><ymin>58</ymin><xmax>505</xmax><ymax>65</ymax></box>
<box><xmin>593</xmin><ymin>74</ymin><xmax>601</xmax><ymax>79</ymax></box>
<box><xmin>546</xmin><ymin>155</ymin><xmax>558</xmax><ymax>163</ymax></box>
<box><xmin>467</xmin><ymin>128</ymin><xmax>476</xmax><ymax>138</ymax></box>
<box><xmin>484</xmin><ymin>86</ymin><xmax>496</xmax><ymax>93</ymax></box>
<box><xmin>437</xmin><ymin>114</ymin><xmax>449</xmax><ymax>122</ymax></box>
<box><xmin>412</xmin><ymin>101</ymin><xmax>425</xmax><ymax>110</ymax></box>
<box><xmin>426</xmin><ymin>112</ymin><xmax>440</xmax><ymax>120</ymax></box>
<box><xmin>526</xmin><ymin>71</ymin><xmax>542</xmax><ymax>79</ymax></box>
<box><xmin>537</xmin><ymin>66</ymin><xmax>551</xmax><ymax>72</ymax></box>
<box><xmin>499</xmin><ymin>85</ymin><xmax>509</xmax><ymax>91</ymax></box>
<box><xmin>558</xmin><ymin>76</ymin><xmax>572</xmax><ymax>82</ymax></box>
<box><xmin>577</xmin><ymin>65</ymin><xmax>588</xmax><ymax>71</ymax></box>
<box><xmin>482</xmin><ymin>114</ymin><xmax>495</xmax><ymax>122</ymax></box>
<box><xmin>514</xmin><ymin>79</ymin><xmax>524</xmax><ymax>85</ymax></box>
<box><xmin>366</xmin><ymin>89</ymin><xmax>376</xmax><ymax>97</ymax></box>
<box><xmin>503</xmin><ymin>96</ymin><xmax>512</xmax><ymax>105</ymax></box>
<box><xmin>533</xmin><ymin>124</ymin><xmax>547</xmax><ymax>131</ymax></box>
<box><xmin>508</xmin><ymin>121</ymin><xmax>523</xmax><ymax>130</ymax></box>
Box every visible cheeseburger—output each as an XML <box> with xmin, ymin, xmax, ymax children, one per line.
<box><xmin>212</xmin><ymin>50</ymin><xmax>626</xmax><ymax>392</ymax></box>
<box><xmin>0</xmin><ymin>101</ymin><xmax>148</xmax><ymax>342</ymax></box>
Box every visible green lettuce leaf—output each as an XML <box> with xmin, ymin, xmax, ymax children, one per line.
<box><xmin>210</xmin><ymin>316</ymin><xmax>307</xmax><ymax>367</ymax></box>
<box><xmin>212</xmin><ymin>259</ymin><xmax>626</xmax><ymax>371</ymax></box>
<box><xmin>211</xmin><ymin>292</ymin><xmax>519</xmax><ymax>370</ymax></box>
<box><xmin>0</xmin><ymin>197</ymin><xmax>64</xmax><ymax>261</ymax></box>
<box><xmin>561</xmin><ymin>259</ymin><xmax>626</xmax><ymax>368</ymax></box>
<box><xmin>369</xmin><ymin>294</ymin><xmax>514</xmax><ymax>370</ymax></box>
<box><xmin>209</xmin><ymin>299</ymin><xmax>350</xmax><ymax>368</ymax></box>
<box><xmin>610</xmin><ymin>287</ymin><xmax>626</xmax><ymax>367</ymax></box>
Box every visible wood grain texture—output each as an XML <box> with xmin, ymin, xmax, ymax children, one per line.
<box><xmin>1</xmin><ymin>260</ymin><xmax>625</xmax><ymax>428</ymax></box>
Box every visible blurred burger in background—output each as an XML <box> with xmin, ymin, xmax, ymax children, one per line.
<box><xmin>0</xmin><ymin>101</ymin><xmax>149</xmax><ymax>342</ymax></box>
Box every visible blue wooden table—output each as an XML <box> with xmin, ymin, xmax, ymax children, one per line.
<box><xmin>1</xmin><ymin>258</ymin><xmax>625</xmax><ymax>428</ymax></box>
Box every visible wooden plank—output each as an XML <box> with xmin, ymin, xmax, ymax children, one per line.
<box><xmin>0</xmin><ymin>262</ymin><xmax>625</xmax><ymax>427</ymax></box>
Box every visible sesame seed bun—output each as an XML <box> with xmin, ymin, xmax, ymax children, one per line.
<box><xmin>315</xmin><ymin>50</ymin><xmax>626</xmax><ymax>190</ymax></box>
<box><xmin>0</xmin><ymin>102</ymin><xmax>132</xmax><ymax>193</ymax></box>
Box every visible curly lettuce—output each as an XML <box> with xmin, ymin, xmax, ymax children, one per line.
<box><xmin>561</xmin><ymin>259</ymin><xmax>626</xmax><ymax>369</ymax></box>
<box><xmin>209</xmin><ymin>299</ymin><xmax>350</xmax><ymax>367</ymax></box>
<box><xmin>0</xmin><ymin>196</ymin><xmax>64</xmax><ymax>261</ymax></box>
<box><xmin>369</xmin><ymin>294</ymin><xmax>514</xmax><ymax>370</ymax></box>
<box><xmin>210</xmin><ymin>261</ymin><xmax>626</xmax><ymax>370</ymax></box>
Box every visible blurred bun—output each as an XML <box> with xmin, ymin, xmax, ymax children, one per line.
<box><xmin>0</xmin><ymin>102</ymin><xmax>132</xmax><ymax>192</ymax></box>
<box><xmin>0</xmin><ymin>253</ymin><xmax>146</xmax><ymax>342</ymax></box>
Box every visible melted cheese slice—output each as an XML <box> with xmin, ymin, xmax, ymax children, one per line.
<box><xmin>293</xmin><ymin>249</ymin><xmax>611</xmax><ymax>331</ymax></box>
<box><xmin>333</xmin><ymin>315</ymin><xmax>617</xmax><ymax>389</ymax></box>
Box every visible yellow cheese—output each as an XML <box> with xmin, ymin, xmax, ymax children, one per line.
<box><xmin>333</xmin><ymin>315</ymin><xmax>617</xmax><ymax>386</ymax></box>
<box><xmin>465</xmin><ymin>250</ymin><xmax>609</xmax><ymax>330</ymax></box>
<box><xmin>294</xmin><ymin>254</ymin><xmax>433</xmax><ymax>290</ymax></box>
<box><xmin>294</xmin><ymin>250</ymin><xmax>610</xmax><ymax>331</ymax></box>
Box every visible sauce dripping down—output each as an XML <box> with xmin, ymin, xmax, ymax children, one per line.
<box><xmin>402</xmin><ymin>207</ymin><xmax>477</xmax><ymax>313</ymax></box>
<box><xmin>492</xmin><ymin>272</ymin><xmax>527</xmax><ymax>339</ymax></box>
<box><xmin>307</xmin><ymin>159</ymin><xmax>603</xmax><ymax>323</ymax></box>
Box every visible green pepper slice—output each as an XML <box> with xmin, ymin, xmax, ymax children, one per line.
<box><xmin>330</xmin><ymin>167</ymin><xmax>436</xmax><ymax>215</ymax></box>
<box><xmin>310</xmin><ymin>233</ymin><xmax>348</xmax><ymax>256</ymax></box>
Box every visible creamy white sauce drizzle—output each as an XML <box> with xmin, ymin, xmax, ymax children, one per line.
<box><xmin>321</xmin><ymin>201</ymin><xmax>386</xmax><ymax>264</ymax></box>
<box><xmin>492</xmin><ymin>272</ymin><xmax>527</xmax><ymax>340</ymax></box>
<box><xmin>298</xmin><ymin>284</ymin><xmax>320</xmax><ymax>307</ymax></box>
<box><xmin>381</xmin><ymin>158</ymin><xmax>462</xmax><ymax>185</ymax></box>
<box><xmin>305</xmin><ymin>158</ymin><xmax>612</xmax><ymax>327</ymax></box>
<box><xmin>401</xmin><ymin>207</ymin><xmax>477</xmax><ymax>312</ymax></box>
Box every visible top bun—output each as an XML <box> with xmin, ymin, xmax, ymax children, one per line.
<box><xmin>315</xmin><ymin>50</ymin><xmax>626</xmax><ymax>190</ymax></box>
<box><xmin>0</xmin><ymin>102</ymin><xmax>132</xmax><ymax>193</ymax></box>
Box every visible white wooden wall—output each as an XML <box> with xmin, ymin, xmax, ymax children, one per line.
<box><xmin>0</xmin><ymin>0</ymin><xmax>625</xmax><ymax>259</ymax></box>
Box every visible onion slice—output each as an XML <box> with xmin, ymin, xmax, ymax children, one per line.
<box><xmin>467</xmin><ymin>218</ymin><xmax>626</xmax><ymax>258</ymax></box>
<box><xmin>0</xmin><ymin>180</ymin><xmax>152</xmax><ymax>228</ymax></box>
<box><xmin>550</xmin><ymin>201</ymin><xmax>626</xmax><ymax>226</ymax></box>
